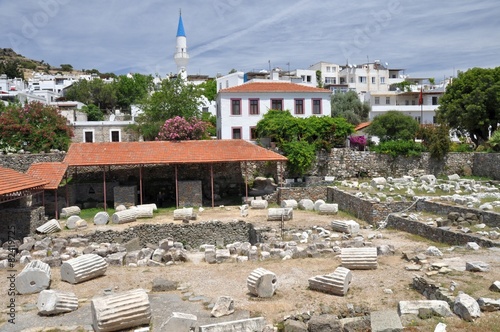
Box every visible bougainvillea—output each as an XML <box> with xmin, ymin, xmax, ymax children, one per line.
<box><xmin>0</xmin><ymin>101</ymin><xmax>73</xmax><ymax>153</ymax></box>
<box><xmin>349</xmin><ymin>135</ymin><xmax>367</xmax><ymax>151</ymax></box>
<box><xmin>156</xmin><ymin>116</ymin><xmax>208</xmax><ymax>141</ymax></box>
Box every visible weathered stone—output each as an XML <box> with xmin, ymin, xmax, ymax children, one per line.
<box><xmin>136</xmin><ymin>203</ymin><xmax>157</xmax><ymax>211</ymax></box>
<box><xmin>115</xmin><ymin>204</ymin><xmax>126</xmax><ymax>212</ymax></box>
<box><xmin>107</xmin><ymin>252</ymin><xmax>126</xmax><ymax>266</ymax></box>
<box><xmin>426</xmin><ymin>246</ymin><xmax>443</xmax><ymax>257</ymax></box>
<box><xmin>134</xmin><ymin>206</ymin><xmax>154</xmax><ymax>219</ymax></box>
<box><xmin>91</xmin><ymin>288</ymin><xmax>151</xmax><ymax>332</ymax></box>
<box><xmin>199</xmin><ymin>317</ymin><xmax>266</xmax><ymax>332</ymax></box>
<box><xmin>60</xmin><ymin>254</ymin><xmax>108</xmax><ymax>284</ymax></box>
<box><xmin>465</xmin><ymin>242</ymin><xmax>480</xmax><ymax>250</ymax></box>
<box><xmin>370</xmin><ymin>310</ymin><xmax>403</xmax><ymax>332</ymax></box>
<box><xmin>15</xmin><ymin>260</ymin><xmax>51</xmax><ymax>294</ymax></box>
<box><xmin>298</xmin><ymin>199</ymin><xmax>314</xmax><ymax>210</ymax></box>
<box><xmin>205</xmin><ymin>249</ymin><xmax>216</xmax><ymax>264</ymax></box>
<box><xmin>66</xmin><ymin>215</ymin><xmax>82</xmax><ymax>229</ymax></box>
<box><xmin>173</xmin><ymin>207</ymin><xmax>197</xmax><ymax>220</ymax></box>
<box><xmin>314</xmin><ymin>199</ymin><xmax>325</xmax><ymax>211</ymax></box>
<box><xmin>159</xmin><ymin>312</ymin><xmax>197</xmax><ymax>331</ymax></box>
<box><xmin>37</xmin><ymin>289</ymin><xmax>78</xmax><ymax>315</ymax></box>
<box><xmin>247</xmin><ymin>267</ymin><xmax>278</xmax><ymax>298</ymax></box>
<box><xmin>377</xmin><ymin>244</ymin><xmax>395</xmax><ymax>256</ymax></box>
<box><xmin>489</xmin><ymin>280</ymin><xmax>500</xmax><ymax>292</ymax></box>
<box><xmin>111</xmin><ymin>210</ymin><xmax>137</xmax><ymax>224</ymax></box>
<box><xmin>341</xmin><ymin>247</ymin><xmax>378</xmax><ymax>270</ymax></box>
<box><xmin>36</xmin><ymin>219</ymin><xmax>61</xmax><ymax>234</ymax></box>
<box><xmin>454</xmin><ymin>293</ymin><xmax>481</xmax><ymax>321</ymax></box>
<box><xmin>477</xmin><ymin>297</ymin><xmax>500</xmax><ymax>312</ymax></box>
<box><xmin>76</xmin><ymin>219</ymin><xmax>88</xmax><ymax>229</ymax></box>
<box><xmin>125</xmin><ymin>250</ymin><xmax>145</xmax><ymax>265</ymax></box>
<box><xmin>307</xmin><ymin>314</ymin><xmax>342</xmax><ymax>332</ymax></box>
<box><xmin>94</xmin><ymin>212</ymin><xmax>109</xmax><ymax>225</ymax></box>
<box><xmin>60</xmin><ymin>206</ymin><xmax>81</xmax><ymax>218</ymax></box>
<box><xmin>318</xmin><ymin>203</ymin><xmax>338</xmax><ymax>215</ymax></box>
<box><xmin>267</xmin><ymin>208</ymin><xmax>293</xmax><ymax>221</ymax></box>
<box><xmin>283</xmin><ymin>319</ymin><xmax>307</xmax><ymax>332</ymax></box>
<box><xmin>309</xmin><ymin>266</ymin><xmax>353</xmax><ymax>296</ymax></box>
<box><xmin>371</xmin><ymin>177</ymin><xmax>387</xmax><ymax>187</ymax></box>
<box><xmin>211</xmin><ymin>296</ymin><xmax>234</xmax><ymax>317</ymax></box>
<box><xmin>398</xmin><ymin>300</ymin><xmax>453</xmax><ymax>317</ymax></box>
<box><xmin>215</xmin><ymin>249</ymin><xmax>231</xmax><ymax>263</ymax></box>
<box><xmin>420</xmin><ymin>174</ymin><xmax>437</xmax><ymax>185</ymax></box>
<box><xmin>331</xmin><ymin>219</ymin><xmax>359</xmax><ymax>235</ymax></box>
<box><xmin>465</xmin><ymin>261</ymin><xmax>490</xmax><ymax>272</ymax></box>
<box><xmin>250</xmin><ymin>199</ymin><xmax>268</xmax><ymax>209</ymax></box>
<box><xmin>152</xmin><ymin>278</ymin><xmax>178</xmax><ymax>292</ymax></box>
<box><xmin>281</xmin><ymin>199</ymin><xmax>298</xmax><ymax>209</ymax></box>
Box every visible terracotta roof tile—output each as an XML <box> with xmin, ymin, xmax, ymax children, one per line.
<box><xmin>219</xmin><ymin>82</ymin><xmax>331</xmax><ymax>94</ymax></box>
<box><xmin>64</xmin><ymin>140</ymin><xmax>287</xmax><ymax>166</ymax></box>
<box><xmin>0</xmin><ymin>167</ymin><xmax>48</xmax><ymax>196</ymax></box>
<box><xmin>355</xmin><ymin>121</ymin><xmax>371</xmax><ymax>131</ymax></box>
<box><xmin>27</xmin><ymin>162</ymin><xmax>68</xmax><ymax>190</ymax></box>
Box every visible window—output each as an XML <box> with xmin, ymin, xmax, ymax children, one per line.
<box><xmin>110</xmin><ymin>130</ymin><xmax>120</xmax><ymax>142</ymax></box>
<box><xmin>412</xmin><ymin>100</ymin><xmax>416</xmax><ymax>105</ymax></box>
<box><xmin>312</xmin><ymin>99</ymin><xmax>322</xmax><ymax>114</ymax></box>
<box><xmin>386</xmin><ymin>97</ymin><xmax>390</xmax><ymax>104</ymax></box>
<box><xmin>374</xmin><ymin>97</ymin><xmax>380</xmax><ymax>105</ymax></box>
<box><xmin>231</xmin><ymin>99</ymin><xmax>241</xmax><ymax>115</ymax></box>
<box><xmin>325</xmin><ymin>77</ymin><xmax>336</xmax><ymax>84</ymax></box>
<box><xmin>380</xmin><ymin>77</ymin><xmax>385</xmax><ymax>84</ymax></box>
<box><xmin>326</xmin><ymin>66</ymin><xmax>331</xmax><ymax>72</ymax></box>
<box><xmin>359</xmin><ymin>76</ymin><xmax>367</xmax><ymax>83</ymax></box>
<box><xmin>371</xmin><ymin>77</ymin><xmax>376</xmax><ymax>84</ymax></box>
<box><xmin>249</xmin><ymin>99</ymin><xmax>259</xmax><ymax>115</ymax></box>
<box><xmin>225</xmin><ymin>80</ymin><xmax>229</xmax><ymax>88</ymax></box>
<box><xmin>306</xmin><ymin>76</ymin><xmax>312</xmax><ymax>82</ymax></box>
<box><xmin>433</xmin><ymin>116</ymin><xmax>437</xmax><ymax>124</ymax></box>
<box><xmin>232</xmin><ymin>127</ymin><xmax>242</xmax><ymax>139</ymax></box>
<box><xmin>271</xmin><ymin>99</ymin><xmax>283</xmax><ymax>110</ymax></box>
<box><xmin>350</xmin><ymin>77</ymin><xmax>354</xmax><ymax>83</ymax></box>
<box><xmin>432</xmin><ymin>96</ymin><xmax>438</xmax><ymax>105</ymax></box>
<box><xmin>250</xmin><ymin>127</ymin><xmax>258</xmax><ymax>140</ymax></box>
<box><xmin>405</xmin><ymin>100</ymin><xmax>409</xmax><ymax>105</ymax></box>
<box><xmin>202</xmin><ymin>107</ymin><xmax>209</xmax><ymax>113</ymax></box>
<box><xmin>294</xmin><ymin>99</ymin><xmax>304</xmax><ymax>114</ymax></box>
<box><xmin>84</xmin><ymin>130</ymin><xmax>94</xmax><ymax>143</ymax></box>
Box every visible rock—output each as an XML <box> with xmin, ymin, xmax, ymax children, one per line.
<box><xmin>283</xmin><ymin>319</ymin><xmax>307</xmax><ymax>332</ymax></box>
<box><xmin>448</xmin><ymin>174</ymin><xmax>460</xmax><ymax>181</ymax></box>
<box><xmin>159</xmin><ymin>312</ymin><xmax>197</xmax><ymax>331</ymax></box>
<box><xmin>477</xmin><ymin>298</ymin><xmax>500</xmax><ymax>312</ymax></box>
<box><xmin>152</xmin><ymin>278</ymin><xmax>178</xmax><ymax>292</ymax></box>
<box><xmin>107</xmin><ymin>252</ymin><xmax>127</xmax><ymax>266</ymax></box>
<box><xmin>377</xmin><ymin>244</ymin><xmax>395</xmax><ymax>256</ymax></box>
<box><xmin>331</xmin><ymin>220</ymin><xmax>359</xmax><ymax>235</ymax></box>
<box><xmin>307</xmin><ymin>314</ymin><xmax>342</xmax><ymax>332</ymax></box>
<box><xmin>115</xmin><ymin>204</ymin><xmax>126</xmax><ymax>212</ymax></box>
<box><xmin>66</xmin><ymin>215</ymin><xmax>81</xmax><ymax>229</ymax></box>
<box><xmin>434</xmin><ymin>322</ymin><xmax>447</xmax><ymax>332</ymax></box>
<box><xmin>370</xmin><ymin>309</ymin><xmax>403</xmax><ymax>332</ymax></box>
<box><xmin>479</xmin><ymin>203</ymin><xmax>494</xmax><ymax>211</ymax></box>
<box><xmin>489</xmin><ymin>281</ymin><xmax>500</xmax><ymax>292</ymax></box>
<box><xmin>370</xmin><ymin>177</ymin><xmax>387</xmax><ymax>187</ymax></box>
<box><xmin>211</xmin><ymin>296</ymin><xmax>234</xmax><ymax>318</ymax></box>
<box><xmin>465</xmin><ymin>242</ymin><xmax>480</xmax><ymax>250</ymax></box>
<box><xmin>426</xmin><ymin>246</ymin><xmax>443</xmax><ymax>257</ymax></box>
<box><xmin>15</xmin><ymin>260</ymin><xmax>51</xmax><ymax>294</ymax></box>
<box><xmin>199</xmin><ymin>317</ymin><xmax>266</xmax><ymax>332</ymax></box>
<box><xmin>420</xmin><ymin>174</ymin><xmax>437</xmax><ymax>185</ymax></box>
<box><xmin>454</xmin><ymin>293</ymin><xmax>481</xmax><ymax>321</ymax></box>
<box><xmin>465</xmin><ymin>261</ymin><xmax>490</xmax><ymax>272</ymax></box>
<box><xmin>398</xmin><ymin>300</ymin><xmax>453</xmax><ymax>317</ymax></box>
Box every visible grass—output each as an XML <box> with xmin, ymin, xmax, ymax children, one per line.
<box><xmin>79</xmin><ymin>207</ymin><xmax>116</xmax><ymax>222</ymax></box>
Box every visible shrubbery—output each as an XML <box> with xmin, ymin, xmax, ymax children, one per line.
<box><xmin>371</xmin><ymin>140</ymin><xmax>425</xmax><ymax>158</ymax></box>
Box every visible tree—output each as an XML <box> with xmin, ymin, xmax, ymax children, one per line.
<box><xmin>198</xmin><ymin>79</ymin><xmax>217</xmax><ymax>102</ymax></box>
<box><xmin>331</xmin><ymin>91</ymin><xmax>370</xmax><ymax>125</ymax></box>
<box><xmin>82</xmin><ymin>104</ymin><xmax>104</xmax><ymax>121</ymax></box>
<box><xmin>489</xmin><ymin>129</ymin><xmax>500</xmax><ymax>152</ymax></box>
<box><xmin>60</xmin><ymin>64</ymin><xmax>73</xmax><ymax>72</ymax></box>
<box><xmin>201</xmin><ymin>112</ymin><xmax>216</xmax><ymax>137</ymax></box>
<box><xmin>437</xmin><ymin>67</ymin><xmax>500</xmax><ymax>146</ymax></box>
<box><xmin>417</xmin><ymin>124</ymin><xmax>451</xmax><ymax>159</ymax></box>
<box><xmin>65</xmin><ymin>78</ymin><xmax>117</xmax><ymax>112</ymax></box>
<box><xmin>316</xmin><ymin>70</ymin><xmax>323</xmax><ymax>88</ymax></box>
<box><xmin>366</xmin><ymin>111</ymin><xmax>419</xmax><ymax>142</ymax></box>
<box><xmin>0</xmin><ymin>60</ymin><xmax>24</xmax><ymax>79</ymax></box>
<box><xmin>115</xmin><ymin>73</ymin><xmax>154</xmax><ymax>111</ymax></box>
<box><xmin>0</xmin><ymin>102</ymin><xmax>73</xmax><ymax>153</ymax></box>
<box><xmin>133</xmin><ymin>77</ymin><xmax>203</xmax><ymax>140</ymax></box>
<box><xmin>156</xmin><ymin>116</ymin><xmax>208</xmax><ymax>141</ymax></box>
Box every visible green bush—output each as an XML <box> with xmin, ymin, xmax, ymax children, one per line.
<box><xmin>371</xmin><ymin>140</ymin><xmax>425</xmax><ymax>157</ymax></box>
<box><xmin>281</xmin><ymin>140</ymin><xmax>316</xmax><ymax>176</ymax></box>
<box><xmin>450</xmin><ymin>142</ymin><xmax>474</xmax><ymax>152</ymax></box>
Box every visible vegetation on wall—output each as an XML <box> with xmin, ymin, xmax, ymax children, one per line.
<box><xmin>331</xmin><ymin>90</ymin><xmax>370</xmax><ymax>125</ymax></box>
<box><xmin>0</xmin><ymin>101</ymin><xmax>73</xmax><ymax>153</ymax></box>
<box><xmin>366</xmin><ymin>111</ymin><xmax>419</xmax><ymax>142</ymax></box>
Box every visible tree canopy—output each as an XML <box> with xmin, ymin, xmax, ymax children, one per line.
<box><xmin>114</xmin><ymin>73</ymin><xmax>154</xmax><ymax>111</ymax></box>
<box><xmin>330</xmin><ymin>91</ymin><xmax>370</xmax><ymax>125</ymax></box>
<box><xmin>0</xmin><ymin>60</ymin><xmax>24</xmax><ymax>79</ymax></box>
<box><xmin>366</xmin><ymin>110</ymin><xmax>419</xmax><ymax>142</ymax></box>
<box><xmin>0</xmin><ymin>101</ymin><xmax>73</xmax><ymax>153</ymax></box>
<box><xmin>64</xmin><ymin>78</ymin><xmax>117</xmax><ymax>112</ymax></box>
<box><xmin>198</xmin><ymin>79</ymin><xmax>217</xmax><ymax>102</ymax></box>
<box><xmin>133</xmin><ymin>77</ymin><xmax>203</xmax><ymax>140</ymax></box>
<box><xmin>437</xmin><ymin>67</ymin><xmax>500</xmax><ymax>146</ymax></box>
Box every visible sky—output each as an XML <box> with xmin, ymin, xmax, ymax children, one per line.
<box><xmin>1</xmin><ymin>0</ymin><xmax>499</xmax><ymax>81</ymax></box>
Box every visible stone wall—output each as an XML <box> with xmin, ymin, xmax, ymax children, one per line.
<box><xmin>113</xmin><ymin>185</ymin><xmax>137</xmax><ymax>208</ymax></box>
<box><xmin>387</xmin><ymin>214</ymin><xmax>500</xmax><ymax>247</ymax></box>
<box><xmin>72</xmin><ymin>220</ymin><xmax>257</xmax><ymax>249</ymax></box>
<box><xmin>0</xmin><ymin>206</ymin><xmax>45</xmax><ymax>242</ymax></box>
<box><xmin>473</xmin><ymin>153</ymin><xmax>500</xmax><ymax>180</ymax></box>
<box><xmin>0</xmin><ymin>152</ymin><xmax>65</xmax><ymax>172</ymax></box>
<box><xmin>327</xmin><ymin>187</ymin><xmax>413</xmax><ymax>224</ymax></box>
<box><xmin>178</xmin><ymin>181</ymin><xmax>203</xmax><ymax>207</ymax></box>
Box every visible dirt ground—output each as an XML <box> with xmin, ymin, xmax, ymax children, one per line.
<box><xmin>2</xmin><ymin>207</ymin><xmax>500</xmax><ymax>331</ymax></box>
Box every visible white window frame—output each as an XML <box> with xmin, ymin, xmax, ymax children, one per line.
<box><xmin>109</xmin><ymin>129</ymin><xmax>121</xmax><ymax>142</ymax></box>
<box><xmin>83</xmin><ymin>129</ymin><xmax>94</xmax><ymax>143</ymax></box>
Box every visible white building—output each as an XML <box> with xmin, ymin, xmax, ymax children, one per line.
<box><xmin>216</xmin><ymin>81</ymin><xmax>331</xmax><ymax>140</ymax></box>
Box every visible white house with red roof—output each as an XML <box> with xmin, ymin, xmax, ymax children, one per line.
<box><xmin>216</xmin><ymin>80</ymin><xmax>331</xmax><ymax>140</ymax></box>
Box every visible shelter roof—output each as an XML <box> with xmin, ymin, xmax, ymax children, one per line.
<box><xmin>27</xmin><ymin>162</ymin><xmax>68</xmax><ymax>190</ymax></box>
<box><xmin>64</xmin><ymin>140</ymin><xmax>287</xmax><ymax>167</ymax></box>
<box><xmin>0</xmin><ymin>167</ymin><xmax>48</xmax><ymax>196</ymax></box>
<box><xmin>219</xmin><ymin>82</ymin><xmax>330</xmax><ymax>94</ymax></box>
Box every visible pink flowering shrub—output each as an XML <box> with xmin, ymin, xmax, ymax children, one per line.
<box><xmin>156</xmin><ymin>116</ymin><xmax>208</xmax><ymax>141</ymax></box>
<box><xmin>349</xmin><ymin>135</ymin><xmax>367</xmax><ymax>151</ymax></box>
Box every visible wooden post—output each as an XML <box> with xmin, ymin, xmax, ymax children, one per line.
<box><xmin>139</xmin><ymin>165</ymin><xmax>143</xmax><ymax>205</ymax></box>
<box><xmin>211</xmin><ymin>164</ymin><xmax>214</xmax><ymax>208</ymax></box>
<box><xmin>65</xmin><ymin>172</ymin><xmax>69</xmax><ymax>207</ymax></box>
<box><xmin>103</xmin><ymin>166</ymin><xmax>107</xmax><ymax>211</ymax></box>
<box><xmin>175</xmin><ymin>165</ymin><xmax>179</xmax><ymax>208</ymax></box>
<box><xmin>54</xmin><ymin>189</ymin><xmax>58</xmax><ymax>219</ymax></box>
<box><xmin>245</xmin><ymin>161</ymin><xmax>248</xmax><ymax>202</ymax></box>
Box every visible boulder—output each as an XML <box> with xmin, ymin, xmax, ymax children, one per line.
<box><xmin>454</xmin><ymin>293</ymin><xmax>481</xmax><ymax>321</ymax></box>
<box><xmin>211</xmin><ymin>296</ymin><xmax>234</xmax><ymax>318</ymax></box>
<box><xmin>465</xmin><ymin>261</ymin><xmax>490</xmax><ymax>272</ymax></box>
<box><xmin>489</xmin><ymin>280</ymin><xmax>500</xmax><ymax>292</ymax></box>
<box><xmin>398</xmin><ymin>300</ymin><xmax>453</xmax><ymax>317</ymax></box>
<box><xmin>477</xmin><ymin>297</ymin><xmax>500</xmax><ymax>312</ymax></box>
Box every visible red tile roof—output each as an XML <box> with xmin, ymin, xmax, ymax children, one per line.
<box><xmin>0</xmin><ymin>167</ymin><xmax>48</xmax><ymax>196</ymax></box>
<box><xmin>219</xmin><ymin>82</ymin><xmax>331</xmax><ymax>94</ymax></box>
<box><xmin>27</xmin><ymin>162</ymin><xmax>68</xmax><ymax>190</ymax></box>
<box><xmin>355</xmin><ymin>121</ymin><xmax>371</xmax><ymax>131</ymax></box>
<box><xmin>64</xmin><ymin>140</ymin><xmax>287</xmax><ymax>166</ymax></box>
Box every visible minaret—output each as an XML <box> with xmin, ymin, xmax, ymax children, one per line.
<box><xmin>174</xmin><ymin>10</ymin><xmax>189</xmax><ymax>79</ymax></box>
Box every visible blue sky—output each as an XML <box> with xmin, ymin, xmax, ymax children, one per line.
<box><xmin>1</xmin><ymin>0</ymin><xmax>499</xmax><ymax>81</ymax></box>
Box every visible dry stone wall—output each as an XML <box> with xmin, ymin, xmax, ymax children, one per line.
<box><xmin>0</xmin><ymin>152</ymin><xmax>65</xmax><ymax>172</ymax></box>
<box><xmin>0</xmin><ymin>206</ymin><xmax>45</xmax><ymax>242</ymax></box>
<box><xmin>473</xmin><ymin>153</ymin><xmax>500</xmax><ymax>180</ymax></box>
<box><xmin>415</xmin><ymin>200</ymin><xmax>500</xmax><ymax>227</ymax></box>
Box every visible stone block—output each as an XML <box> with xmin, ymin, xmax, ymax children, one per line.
<box><xmin>250</xmin><ymin>199</ymin><xmax>268</xmax><ymax>209</ymax></box>
<box><xmin>370</xmin><ymin>310</ymin><xmax>403</xmax><ymax>332</ymax></box>
<box><xmin>267</xmin><ymin>208</ymin><xmax>293</xmax><ymax>221</ymax></box>
<box><xmin>318</xmin><ymin>203</ymin><xmax>338</xmax><ymax>215</ymax></box>
<box><xmin>454</xmin><ymin>293</ymin><xmax>481</xmax><ymax>321</ymax></box>
<box><xmin>199</xmin><ymin>317</ymin><xmax>266</xmax><ymax>332</ymax></box>
<box><xmin>159</xmin><ymin>312</ymin><xmax>197</xmax><ymax>331</ymax></box>
<box><xmin>36</xmin><ymin>219</ymin><xmax>61</xmax><ymax>234</ymax></box>
<box><xmin>308</xmin><ymin>266</ymin><xmax>352</xmax><ymax>296</ymax></box>
<box><xmin>298</xmin><ymin>199</ymin><xmax>314</xmax><ymax>210</ymax></box>
<box><xmin>341</xmin><ymin>247</ymin><xmax>378</xmax><ymax>270</ymax></box>
<box><xmin>60</xmin><ymin>206</ymin><xmax>81</xmax><ymax>218</ymax></box>
<box><xmin>94</xmin><ymin>212</ymin><xmax>109</xmax><ymax>225</ymax></box>
<box><xmin>15</xmin><ymin>260</ymin><xmax>51</xmax><ymax>294</ymax></box>
<box><xmin>398</xmin><ymin>300</ymin><xmax>453</xmax><ymax>317</ymax></box>
<box><xmin>211</xmin><ymin>296</ymin><xmax>234</xmax><ymax>318</ymax></box>
<box><xmin>281</xmin><ymin>199</ymin><xmax>298</xmax><ymax>209</ymax></box>
<box><xmin>247</xmin><ymin>267</ymin><xmax>278</xmax><ymax>298</ymax></box>
<box><xmin>173</xmin><ymin>207</ymin><xmax>197</xmax><ymax>220</ymax></box>
<box><xmin>37</xmin><ymin>289</ymin><xmax>78</xmax><ymax>315</ymax></box>
<box><xmin>61</xmin><ymin>254</ymin><xmax>108</xmax><ymax>284</ymax></box>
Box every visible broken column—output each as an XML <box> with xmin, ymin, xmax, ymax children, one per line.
<box><xmin>66</xmin><ymin>215</ymin><xmax>83</xmax><ymax>229</ymax></box>
<box><xmin>61</xmin><ymin>254</ymin><xmax>108</xmax><ymax>284</ymax></box>
<box><xmin>133</xmin><ymin>206</ymin><xmax>154</xmax><ymax>219</ymax></box>
<box><xmin>36</xmin><ymin>219</ymin><xmax>61</xmax><ymax>234</ymax></box>
<box><xmin>173</xmin><ymin>207</ymin><xmax>196</xmax><ymax>220</ymax></box>
<box><xmin>94</xmin><ymin>211</ymin><xmax>109</xmax><ymax>225</ymax></box>
<box><xmin>111</xmin><ymin>210</ymin><xmax>137</xmax><ymax>224</ymax></box>
<box><xmin>318</xmin><ymin>203</ymin><xmax>339</xmax><ymax>215</ymax></box>
<box><xmin>267</xmin><ymin>208</ymin><xmax>293</xmax><ymax>221</ymax></box>
<box><xmin>247</xmin><ymin>267</ymin><xmax>278</xmax><ymax>298</ymax></box>
<box><xmin>137</xmin><ymin>203</ymin><xmax>158</xmax><ymax>211</ymax></box>
<box><xmin>60</xmin><ymin>206</ymin><xmax>81</xmax><ymax>218</ymax></box>
<box><xmin>250</xmin><ymin>199</ymin><xmax>268</xmax><ymax>209</ymax></box>
<box><xmin>331</xmin><ymin>220</ymin><xmax>360</xmax><ymax>235</ymax></box>
<box><xmin>281</xmin><ymin>199</ymin><xmax>298</xmax><ymax>209</ymax></box>
<box><xmin>308</xmin><ymin>266</ymin><xmax>353</xmax><ymax>296</ymax></box>
<box><xmin>15</xmin><ymin>260</ymin><xmax>51</xmax><ymax>294</ymax></box>
<box><xmin>341</xmin><ymin>247</ymin><xmax>378</xmax><ymax>270</ymax></box>
<box><xmin>91</xmin><ymin>288</ymin><xmax>151</xmax><ymax>332</ymax></box>
<box><xmin>37</xmin><ymin>289</ymin><xmax>78</xmax><ymax>315</ymax></box>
